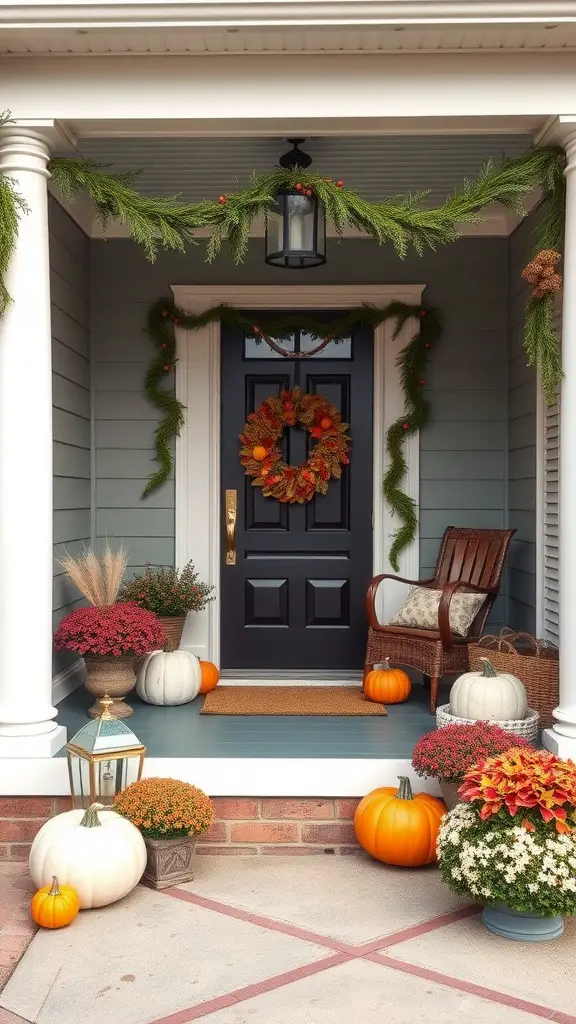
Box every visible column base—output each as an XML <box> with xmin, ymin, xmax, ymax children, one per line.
<box><xmin>541</xmin><ymin>728</ymin><xmax>576</xmax><ymax>760</ymax></box>
<box><xmin>0</xmin><ymin>725</ymin><xmax>67</xmax><ymax>758</ymax></box>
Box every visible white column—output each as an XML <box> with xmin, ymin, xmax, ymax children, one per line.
<box><xmin>0</xmin><ymin>128</ymin><xmax>66</xmax><ymax>756</ymax></box>
<box><xmin>543</xmin><ymin>132</ymin><xmax>576</xmax><ymax>759</ymax></box>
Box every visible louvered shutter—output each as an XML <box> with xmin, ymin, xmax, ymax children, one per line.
<box><xmin>541</xmin><ymin>302</ymin><xmax>561</xmax><ymax>645</ymax></box>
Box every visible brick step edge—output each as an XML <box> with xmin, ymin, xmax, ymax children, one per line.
<box><xmin>0</xmin><ymin>796</ymin><xmax>362</xmax><ymax>862</ymax></box>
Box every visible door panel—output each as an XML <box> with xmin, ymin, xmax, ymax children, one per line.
<box><xmin>220</xmin><ymin>313</ymin><xmax>373</xmax><ymax>671</ymax></box>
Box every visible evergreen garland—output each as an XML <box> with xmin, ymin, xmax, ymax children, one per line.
<box><xmin>0</xmin><ymin>136</ymin><xmax>566</xmax><ymax>403</ymax></box>
<box><xmin>146</xmin><ymin>298</ymin><xmax>441</xmax><ymax>569</ymax></box>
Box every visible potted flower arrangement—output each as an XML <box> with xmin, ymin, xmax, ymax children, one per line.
<box><xmin>438</xmin><ymin>748</ymin><xmax>576</xmax><ymax>941</ymax></box>
<box><xmin>54</xmin><ymin>603</ymin><xmax>166</xmax><ymax>718</ymax></box>
<box><xmin>412</xmin><ymin>722</ymin><xmax>531</xmax><ymax>809</ymax></box>
<box><xmin>55</xmin><ymin>545</ymin><xmax>166</xmax><ymax>718</ymax></box>
<box><xmin>119</xmin><ymin>561</ymin><xmax>215</xmax><ymax>651</ymax></box>
<box><xmin>114</xmin><ymin>777</ymin><xmax>214</xmax><ymax>889</ymax></box>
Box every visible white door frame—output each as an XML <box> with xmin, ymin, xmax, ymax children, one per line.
<box><xmin>172</xmin><ymin>282</ymin><xmax>425</xmax><ymax>665</ymax></box>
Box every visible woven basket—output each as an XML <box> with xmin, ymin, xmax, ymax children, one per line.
<box><xmin>158</xmin><ymin>615</ymin><xmax>187</xmax><ymax>652</ymax></box>
<box><xmin>436</xmin><ymin>703</ymin><xmax>540</xmax><ymax>743</ymax></box>
<box><xmin>468</xmin><ymin>629</ymin><xmax>558</xmax><ymax>729</ymax></box>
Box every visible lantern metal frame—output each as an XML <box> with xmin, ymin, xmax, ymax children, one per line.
<box><xmin>66</xmin><ymin>695</ymin><xmax>147</xmax><ymax>810</ymax></box>
<box><xmin>264</xmin><ymin>139</ymin><xmax>327</xmax><ymax>270</ymax></box>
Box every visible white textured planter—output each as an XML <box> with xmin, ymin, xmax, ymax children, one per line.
<box><xmin>136</xmin><ymin>650</ymin><xmax>202</xmax><ymax>706</ymax></box>
<box><xmin>436</xmin><ymin>704</ymin><xmax>540</xmax><ymax>743</ymax></box>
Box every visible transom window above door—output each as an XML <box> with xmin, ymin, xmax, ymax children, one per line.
<box><xmin>244</xmin><ymin>330</ymin><xmax>353</xmax><ymax>360</ymax></box>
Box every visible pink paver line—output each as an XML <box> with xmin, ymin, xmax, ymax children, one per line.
<box><xmin>143</xmin><ymin>886</ymin><xmax>574</xmax><ymax>1024</ymax></box>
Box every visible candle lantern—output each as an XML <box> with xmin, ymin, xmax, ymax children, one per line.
<box><xmin>265</xmin><ymin>139</ymin><xmax>326</xmax><ymax>269</ymax></box>
<box><xmin>66</xmin><ymin>695</ymin><xmax>146</xmax><ymax>809</ymax></box>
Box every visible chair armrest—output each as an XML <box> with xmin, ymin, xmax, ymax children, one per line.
<box><xmin>366</xmin><ymin>574</ymin><xmax>435</xmax><ymax>628</ymax></box>
<box><xmin>437</xmin><ymin>581</ymin><xmax>492</xmax><ymax>652</ymax></box>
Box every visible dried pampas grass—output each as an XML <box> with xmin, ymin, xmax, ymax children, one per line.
<box><xmin>59</xmin><ymin>543</ymin><xmax>128</xmax><ymax>607</ymax></box>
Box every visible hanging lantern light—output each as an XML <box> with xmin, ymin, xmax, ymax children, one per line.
<box><xmin>66</xmin><ymin>695</ymin><xmax>146</xmax><ymax>809</ymax></box>
<box><xmin>265</xmin><ymin>139</ymin><xmax>326</xmax><ymax>269</ymax></box>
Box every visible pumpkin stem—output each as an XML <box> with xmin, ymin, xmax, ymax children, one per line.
<box><xmin>383</xmin><ymin>657</ymin><xmax>390</xmax><ymax>669</ymax></box>
<box><xmin>79</xmin><ymin>802</ymin><xmax>104</xmax><ymax>828</ymax></box>
<box><xmin>49</xmin><ymin>876</ymin><xmax>61</xmax><ymax>896</ymax></box>
<box><xmin>397</xmin><ymin>776</ymin><xmax>414</xmax><ymax>801</ymax></box>
<box><xmin>480</xmin><ymin>657</ymin><xmax>498</xmax><ymax>678</ymax></box>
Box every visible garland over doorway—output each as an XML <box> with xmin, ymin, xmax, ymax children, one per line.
<box><xmin>145</xmin><ymin>298</ymin><xmax>441</xmax><ymax>570</ymax></box>
<box><xmin>0</xmin><ymin>116</ymin><xmax>566</xmax><ymax>402</ymax></box>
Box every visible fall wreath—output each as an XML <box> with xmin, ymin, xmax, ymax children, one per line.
<box><xmin>240</xmin><ymin>388</ymin><xmax>350</xmax><ymax>503</ymax></box>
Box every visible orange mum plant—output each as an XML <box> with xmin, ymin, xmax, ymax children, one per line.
<box><xmin>114</xmin><ymin>777</ymin><xmax>214</xmax><ymax>840</ymax></box>
<box><xmin>459</xmin><ymin>748</ymin><xmax>576</xmax><ymax>835</ymax></box>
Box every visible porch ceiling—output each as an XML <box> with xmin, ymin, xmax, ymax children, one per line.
<box><xmin>2</xmin><ymin>21</ymin><xmax>576</xmax><ymax>56</ymax></box>
<box><xmin>68</xmin><ymin>132</ymin><xmax>533</xmax><ymax>207</ymax></box>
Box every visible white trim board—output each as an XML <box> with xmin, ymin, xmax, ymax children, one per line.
<box><xmin>172</xmin><ymin>282</ymin><xmax>424</xmax><ymax>665</ymax></box>
<box><xmin>52</xmin><ymin>658</ymin><xmax>85</xmax><ymax>705</ymax></box>
<box><xmin>0</xmin><ymin>755</ymin><xmax>440</xmax><ymax>799</ymax></box>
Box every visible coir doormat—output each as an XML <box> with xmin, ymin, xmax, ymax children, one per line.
<box><xmin>200</xmin><ymin>685</ymin><xmax>387</xmax><ymax>716</ymax></box>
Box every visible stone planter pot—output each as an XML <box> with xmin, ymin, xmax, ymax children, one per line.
<box><xmin>482</xmin><ymin>904</ymin><xmax>564</xmax><ymax>942</ymax></box>
<box><xmin>439</xmin><ymin>780</ymin><xmax>462</xmax><ymax>810</ymax></box>
<box><xmin>158</xmin><ymin>616</ymin><xmax>187</xmax><ymax>652</ymax></box>
<box><xmin>84</xmin><ymin>655</ymin><xmax>136</xmax><ymax>719</ymax></box>
<box><xmin>141</xmin><ymin>835</ymin><xmax>197</xmax><ymax>889</ymax></box>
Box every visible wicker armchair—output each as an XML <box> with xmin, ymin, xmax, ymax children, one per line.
<box><xmin>364</xmin><ymin>527</ymin><xmax>515</xmax><ymax>713</ymax></box>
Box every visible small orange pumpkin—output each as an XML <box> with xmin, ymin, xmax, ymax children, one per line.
<box><xmin>199</xmin><ymin>660</ymin><xmax>220</xmax><ymax>694</ymax></box>
<box><xmin>354</xmin><ymin>777</ymin><xmax>446</xmax><ymax>867</ymax></box>
<box><xmin>252</xmin><ymin>446</ymin><xmax>267</xmax><ymax>462</ymax></box>
<box><xmin>364</xmin><ymin>658</ymin><xmax>411</xmax><ymax>704</ymax></box>
<box><xmin>31</xmin><ymin>875</ymin><xmax>79</xmax><ymax>929</ymax></box>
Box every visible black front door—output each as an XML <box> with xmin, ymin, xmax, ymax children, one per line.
<box><xmin>220</xmin><ymin>314</ymin><xmax>373</xmax><ymax>672</ymax></box>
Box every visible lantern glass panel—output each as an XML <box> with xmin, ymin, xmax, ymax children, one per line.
<box><xmin>265</xmin><ymin>190</ymin><xmax>326</xmax><ymax>269</ymax></box>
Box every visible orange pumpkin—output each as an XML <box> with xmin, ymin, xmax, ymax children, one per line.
<box><xmin>364</xmin><ymin>658</ymin><xmax>411</xmax><ymax>704</ymax></box>
<box><xmin>31</xmin><ymin>875</ymin><xmax>79</xmax><ymax>929</ymax></box>
<box><xmin>199</xmin><ymin>660</ymin><xmax>220</xmax><ymax>694</ymax></box>
<box><xmin>252</xmin><ymin>446</ymin><xmax>267</xmax><ymax>462</ymax></box>
<box><xmin>354</xmin><ymin>777</ymin><xmax>446</xmax><ymax>866</ymax></box>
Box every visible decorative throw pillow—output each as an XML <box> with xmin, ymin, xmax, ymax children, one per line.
<box><xmin>388</xmin><ymin>586</ymin><xmax>486</xmax><ymax>638</ymax></box>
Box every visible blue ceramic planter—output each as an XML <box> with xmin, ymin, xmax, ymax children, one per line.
<box><xmin>482</xmin><ymin>904</ymin><xmax>564</xmax><ymax>942</ymax></box>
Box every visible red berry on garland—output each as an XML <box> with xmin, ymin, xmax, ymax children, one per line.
<box><xmin>218</xmin><ymin>195</ymin><xmax>227</xmax><ymax>205</ymax></box>
<box><xmin>403</xmin><ymin>423</ymin><xmax>410</xmax><ymax>430</ymax></box>
<box><xmin>161</xmin><ymin>343</ymin><xmax>167</xmax><ymax>349</ymax></box>
<box><xmin>418</xmin><ymin>379</ymin><xmax>425</xmax><ymax>386</ymax></box>
<box><xmin>336</xmin><ymin>180</ymin><xmax>344</xmax><ymax>188</ymax></box>
<box><xmin>163</xmin><ymin>364</ymin><xmax>170</xmax><ymax>372</ymax></box>
<box><xmin>162</xmin><ymin>310</ymin><xmax>169</xmax><ymax>318</ymax></box>
<box><xmin>305</xmin><ymin>189</ymin><xmax>312</xmax><ymax>197</ymax></box>
<box><xmin>295</xmin><ymin>183</ymin><xmax>303</xmax><ymax>191</ymax></box>
<box><xmin>425</xmin><ymin>342</ymin><xmax>431</xmax><ymax>349</ymax></box>
<box><xmin>311</xmin><ymin>427</ymin><xmax>323</xmax><ymax>439</ymax></box>
<box><xmin>174</xmin><ymin>318</ymin><xmax>181</xmax><ymax>326</ymax></box>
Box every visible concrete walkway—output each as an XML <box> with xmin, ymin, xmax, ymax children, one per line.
<box><xmin>0</xmin><ymin>856</ymin><xmax>574</xmax><ymax>1024</ymax></box>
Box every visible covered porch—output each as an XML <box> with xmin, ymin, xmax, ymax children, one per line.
<box><xmin>0</xmin><ymin>42</ymin><xmax>575</xmax><ymax>837</ymax></box>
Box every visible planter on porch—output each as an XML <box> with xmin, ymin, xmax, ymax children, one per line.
<box><xmin>438</xmin><ymin>780</ymin><xmax>462</xmax><ymax>810</ymax></box>
<box><xmin>141</xmin><ymin>834</ymin><xmax>198</xmax><ymax>889</ymax></box>
<box><xmin>157</xmin><ymin>616</ymin><xmax>187</xmax><ymax>652</ymax></box>
<box><xmin>85</xmin><ymin>655</ymin><xmax>137</xmax><ymax>719</ymax></box>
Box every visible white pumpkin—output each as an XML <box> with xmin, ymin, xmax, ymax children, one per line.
<box><xmin>450</xmin><ymin>657</ymin><xmax>528</xmax><ymax>722</ymax></box>
<box><xmin>29</xmin><ymin>803</ymin><xmax>146</xmax><ymax>909</ymax></box>
<box><xmin>136</xmin><ymin>649</ymin><xmax>202</xmax><ymax>706</ymax></box>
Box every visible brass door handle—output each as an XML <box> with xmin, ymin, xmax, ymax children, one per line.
<box><xmin>225</xmin><ymin>489</ymin><xmax>237</xmax><ymax>565</ymax></box>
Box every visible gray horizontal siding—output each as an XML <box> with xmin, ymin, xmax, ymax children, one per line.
<box><xmin>49</xmin><ymin>197</ymin><xmax>91</xmax><ymax>679</ymax></box>
<box><xmin>507</xmin><ymin>211</ymin><xmax>538</xmax><ymax>633</ymax></box>
<box><xmin>91</xmin><ymin>236</ymin><xmax>509</xmax><ymax>624</ymax></box>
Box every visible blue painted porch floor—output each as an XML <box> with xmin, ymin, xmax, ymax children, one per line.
<box><xmin>55</xmin><ymin>678</ymin><xmax>448</xmax><ymax>758</ymax></box>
